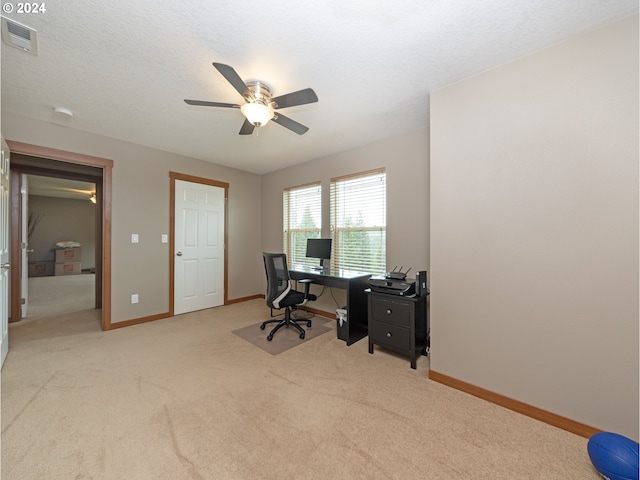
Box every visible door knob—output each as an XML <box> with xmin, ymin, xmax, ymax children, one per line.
<box><xmin>176</xmin><ymin>252</ymin><xmax>183</xmax><ymax>256</ymax></box>
<box><xmin>1</xmin><ymin>263</ymin><xmax>10</xmax><ymax>269</ymax></box>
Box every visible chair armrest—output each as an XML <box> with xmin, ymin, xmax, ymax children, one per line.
<box><xmin>298</xmin><ymin>278</ymin><xmax>313</xmax><ymax>297</ymax></box>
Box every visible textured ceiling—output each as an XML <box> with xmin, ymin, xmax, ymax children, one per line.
<box><xmin>1</xmin><ymin>0</ymin><xmax>637</xmax><ymax>174</ymax></box>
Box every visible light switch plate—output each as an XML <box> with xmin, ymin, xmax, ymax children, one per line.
<box><xmin>131</xmin><ymin>234</ymin><xmax>139</xmax><ymax>243</ymax></box>
<box><xmin>161</xmin><ymin>234</ymin><xmax>168</xmax><ymax>244</ymax></box>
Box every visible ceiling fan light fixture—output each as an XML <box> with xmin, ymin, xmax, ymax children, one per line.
<box><xmin>240</xmin><ymin>101</ymin><xmax>273</xmax><ymax>127</ymax></box>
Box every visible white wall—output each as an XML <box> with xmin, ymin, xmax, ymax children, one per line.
<box><xmin>261</xmin><ymin>128</ymin><xmax>430</xmax><ymax>313</ymax></box>
<box><xmin>430</xmin><ymin>16</ymin><xmax>639</xmax><ymax>439</ymax></box>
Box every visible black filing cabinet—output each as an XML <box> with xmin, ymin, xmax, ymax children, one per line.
<box><xmin>366</xmin><ymin>290</ymin><xmax>428</xmax><ymax>369</ymax></box>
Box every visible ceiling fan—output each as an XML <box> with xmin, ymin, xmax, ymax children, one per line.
<box><xmin>184</xmin><ymin>63</ymin><xmax>318</xmax><ymax>136</ymax></box>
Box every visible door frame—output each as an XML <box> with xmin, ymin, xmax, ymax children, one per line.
<box><xmin>1</xmin><ymin>138</ymin><xmax>10</xmax><ymax>368</ymax></box>
<box><xmin>7</xmin><ymin>141</ymin><xmax>113</xmax><ymax>330</ymax></box>
<box><xmin>169</xmin><ymin>172</ymin><xmax>229</xmax><ymax>316</ymax></box>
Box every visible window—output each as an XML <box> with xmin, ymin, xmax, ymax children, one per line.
<box><xmin>330</xmin><ymin>168</ymin><xmax>386</xmax><ymax>274</ymax></box>
<box><xmin>283</xmin><ymin>182</ymin><xmax>321</xmax><ymax>268</ymax></box>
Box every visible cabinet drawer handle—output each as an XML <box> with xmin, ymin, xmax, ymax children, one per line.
<box><xmin>386</xmin><ymin>332</ymin><xmax>392</xmax><ymax>338</ymax></box>
<box><xmin>386</xmin><ymin>309</ymin><xmax>392</xmax><ymax>315</ymax></box>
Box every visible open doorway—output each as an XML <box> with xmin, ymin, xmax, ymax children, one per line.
<box><xmin>7</xmin><ymin>141</ymin><xmax>113</xmax><ymax>330</ymax></box>
<box><xmin>23</xmin><ymin>175</ymin><xmax>97</xmax><ymax>321</ymax></box>
<box><xmin>10</xmin><ymin>163</ymin><xmax>102</xmax><ymax>324</ymax></box>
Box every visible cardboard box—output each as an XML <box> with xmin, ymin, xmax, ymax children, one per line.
<box><xmin>55</xmin><ymin>261</ymin><xmax>82</xmax><ymax>276</ymax></box>
<box><xmin>28</xmin><ymin>261</ymin><xmax>54</xmax><ymax>277</ymax></box>
<box><xmin>55</xmin><ymin>247</ymin><xmax>82</xmax><ymax>262</ymax></box>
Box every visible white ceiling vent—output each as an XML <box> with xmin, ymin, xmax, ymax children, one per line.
<box><xmin>1</xmin><ymin>16</ymin><xmax>38</xmax><ymax>55</ymax></box>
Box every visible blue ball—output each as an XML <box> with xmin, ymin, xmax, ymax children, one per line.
<box><xmin>588</xmin><ymin>432</ymin><xmax>639</xmax><ymax>480</ymax></box>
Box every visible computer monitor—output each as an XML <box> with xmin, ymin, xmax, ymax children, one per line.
<box><xmin>306</xmin><ymin>238</ymin><xmax>332</xmax><ymax>269</ymax></box>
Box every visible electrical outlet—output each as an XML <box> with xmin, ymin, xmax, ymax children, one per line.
<box><xmin>131</xmin><ymin>294</ymin><xmax>139</xmax><ymax>304</ymax></box>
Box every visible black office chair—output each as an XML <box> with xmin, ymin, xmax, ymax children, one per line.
<box><xmin>261</xmin><ymin>252</ymin><xmax>317</xmax><ymax>341</ymax></box>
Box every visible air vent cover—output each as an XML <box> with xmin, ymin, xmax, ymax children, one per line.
<box><xmin>1</xmin><ymin>16</ymin><xmax>37</xmax><ymax>55</ymax></box>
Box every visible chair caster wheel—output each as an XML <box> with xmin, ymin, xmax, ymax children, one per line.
<box><xmin>306</xmin><ymin>321</ymin><xmax>312</xmax><ymax>327</ymax></box>
<box><xmin>299</xmin><ymin>333</ymin><xmax>305</xmax><ymax>339</ymax></box>
<box><xmin>267</xmin><ymin>334</ymin><xmax>273</xmax><ymax>341</ymax></box>
<box><xmin>260</xmin><ymin>324</ymin><xmax>266</xmax><ymax>330</ymax></box>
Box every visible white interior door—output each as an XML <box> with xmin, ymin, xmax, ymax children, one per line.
<box><xmin>1</xmin><ymin>138</ymin><xmax>11</xmax><ymax>367</ymax></box>
<box><xmin>20</xmin><ymin>173</ymin><xmax>28</xmax><ymax>317</ymax></box>
<box><xmin>174</xmin><ymin>179</ymin><xmax>225</xmax><ymax>315</ymax></box>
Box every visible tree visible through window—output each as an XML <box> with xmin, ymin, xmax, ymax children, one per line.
<box><xmin>283</xmin><ymin>182</ymin><xmax>321</xmax><ymax>268</ymax></box>
<box><xmin>330</xmin><ymin>169</ymin><xmax>386</xmax><ymax>274</ymax></box>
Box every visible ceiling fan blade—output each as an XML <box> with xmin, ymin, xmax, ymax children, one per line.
<box><xmin>212</xmin><ymin>63</ymin><xmax>251</xmax><ymax>100</ymax></box>
<box><xmin>271</xmin><ymin>88</ymin><xmax>318</xmax><ymax>109</ymax></box>
<box><xmin>239</xmin><ymin>119</ymin><xmax>255</xmax><ymax>135</ymax></box>
<box><xmin>272</xmin><ymin>113</ymin><xmax>310</xmax><ymax>135</ymax></box>
<box><xmin>184</xmin><ymin>99</ymin><xmax>240</xmax><ymax>108</ymax></box>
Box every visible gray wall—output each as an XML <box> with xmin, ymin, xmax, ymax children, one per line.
<box><xmin>2</xmin><ymin>115</ymin><xmax>263</xmax><ymax>323</ymax></box>
<box><xmin>430</xmin><ymin>16</ymin><xmax>639</xmax><ymax>439</ymax></box>
<box><xmin>261</xmin><ymin>127</ymin><xmax>430</xmax><ymax>316</ymax></box>
<box><xmin>28</xmin><ymin>195</ymin><xmax>96</xmax><ymax>271</ymax></box>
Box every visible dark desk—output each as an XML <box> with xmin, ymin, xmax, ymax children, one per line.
<box><xmin>290</xmin><ymin>266</ymin><xmax>371</xmax><ymax>345</ymax></box>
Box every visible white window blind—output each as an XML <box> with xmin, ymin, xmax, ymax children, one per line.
<box><xmin>283</xmin><ymin>182</ymin><xmax>322</xmax><ymax>268</ymax></box>
<box><xmin>330</xmin><ymin>168</ymin><xmax>386</xmax><ymax>274</ymax></box>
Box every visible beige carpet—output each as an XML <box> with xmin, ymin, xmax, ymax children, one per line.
<box><xmin>2</xmin><ymin>299</ymin><xmax>598</xmax><ymax>480</ymax></box>
<box><xmin>25</xmin><ymin>273</ymin><xmax>95</xmax><ymax>319</ymax></box>
<box><xmin>232</xmin><ymin>314</ymin><xmax>332</xmax><ymax>355</ymax></box>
